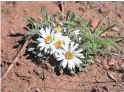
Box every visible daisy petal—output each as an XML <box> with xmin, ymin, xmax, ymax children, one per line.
<box><xmin>74</xmin><ymin>49</ymin><xmax>83</xmax><ymax>53</ymax></box>
<box><xmin>37</xmin><ymin>38</ymin><xmax>44</xmax><ymax>42</ymax></box>
<box><xmin>50</xmin><ymin>50</ymin><xmax>54</xmax><ymax>55</ymax></box>
<box><xmin>73</xmin><ymin>57</ymin><xmax>82</xmax><ymax>66</ymax></box>
<box><xmin>40</xmin><ymin>28</ymin><xmax>46</xmax><ymax>38</ymax></box>
<box><xmin>44</xmin><ymin>48</ymin><xmax>48</xmax><ymax>53</ymax></box>
<box><xmin>72</xmin><ymin>61</ymin><xmax>75</xmax><ymax>69</ymax></box>
<box><xmin>45</xmin><ymin>26</ymin><xmax>51</xmax><ymax>35</ymax></box>
<box><xmin>38</xmin><ymin>42</ymin><xmax>45</xmax><ymax>47</ymax></box>
<box><xmin>51</xmin><ymin>29</ymin><xmax>55</xmax><ymax>36</ymax></box>
<box><xmin>68</xmin><ymin>60</ymin><xmax>73</xmax><ymax>70</ymax></box>
<box><xmin>73</xmin><ymin>44</ymin><xmax>79</xmax><ymax>51</ymax></box>
<box><xmin>40</xmin><ymin>46</ymin><xmax>44</xmax><ymax>51</ymax></box>
<box><xmin>74</xmin><ymin>53</ymin><xmax>84</xmax><ymax>58</ymax></box>
<box><xmin>61</xmin><ymin>59</ymin><xmax>68</xmax><ymax>68</ymax></box>
<box><xmin>62</xmin><ymin>44</ymin><xmax>68</xmax><ymax>51</ymax></box>
<box><xmin>57</xmin><ymin>56</ymin><xmax>65</xmax><ymax>61</ymax></box>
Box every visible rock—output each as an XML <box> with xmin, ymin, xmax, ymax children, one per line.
<box><xmin>10</xmin><ymin>19</ymin><xmax>14</xmax><ymax>23</ymax></box>
<box><xmin>117</xmin><ymin>13</ymin><xmax>121</xmax><ymax>18</ymax></box>
<box><xmin>85</xmin><ymin>5</ymin><xmax>90</xmax><ymax>10</ymax></box>
<box><xmin>79</xmin><ymin>6</ymin><xmax>85</xmax><ymax>12</ymax></box>
<box><xmin>121</xmin><ymin>2</ymin><xmax>124</xmax><ymax>4</ymax></box>
<box><xmin>107</xmin><ymin>57</ymin><xmax>118</xmax><ymax>66</ymax></box>
<box><xmin>90</xmin><ymin>3</ymin><xmax>98</xmax><ymax>8</ymax></box>
<box><xmin>24</xmin><ymin>9</ymin><xmax>29</xmax><ymax>15</ymax></box>
<box><xmin>100</xmin><ymin>33</ymin><xmax>107</xmax><ymax>38</ymax></box>
<box><xmin>16</xmin><ymin>62</ymin><xmax>21</xmax><ymax>66</ymax></box>
<box><xmin>112</xmin><ymin>26</ymin><xmax>119</xmax><ymax>32</ymax></box>
<box><xmin>102</xmin><ymin>59</ymin><xmax>110</xmax><ymax>69</ymax></box>
<box><xmin>91</xmin><ymin>18</ymin><xmax>100</xmax><ymax>28</ymax></box>
<box><xmin>99</xmin><ymin>7</ymin><xmax>108</xmax><ymax>13</ymax></box>
<box><xmin>35</xmin><ymin>88</ymin><xmax>42</xmax><ymax>92</ymax></box>
<box><xmin>33</xmin><ymin>68</ymin><xmax>45</xmax><ymax>80</ymax></box>
<box><xmin>75</xmin><ymin>1</ymin><xmax>88</xmax><ymax>5</ymax></box>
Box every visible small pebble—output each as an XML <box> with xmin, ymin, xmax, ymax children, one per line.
<box><xmin>16</xmin><ymin>62</ymin><xmax>21</xmax><ymax>66</ymax></box>
<box><xmin>35</xmin><ymin>88</ymin><xmax>41</xmax><ymax>92</ymax></box>
<box><xmin>99</xmin><ymin>7</ymin><xmax>108</xmax><ymax>13</ymax></box>
<box><xmin>91</xmin><ymin>18</ymin><xmax>100</xmax><ymax>29</ymax></box>
<box><xmin>10</xmin><ymin>19</ymin><xmax>15</xmax><ymax>23</ymax></box>
<box><xmin>112</xmin><ymin>26</ymin><xmax>119</xmax><ymax>32</ymax></box>
<box><xmin>90</xmin><ymin>3</ymin><xmax>98</xmax><ymax>8</ymax></box>
<box><xmin>79</xmin><ymin>6</ymin><xmax>85</xmax><ymax>12</ymax></box>
<box><xmin>117</xmin><ymin>13</ymin><xmax>121</xmax><ymax>18</ymax></box>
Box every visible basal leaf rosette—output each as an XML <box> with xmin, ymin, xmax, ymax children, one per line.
<box><xmin>24</xmin><ymin>6</ymin><xmax>122</xmax><ymax>75</ymax></box>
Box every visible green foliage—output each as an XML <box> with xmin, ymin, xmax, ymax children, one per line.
<box><xmin>22</xmin><ymin>6</ymin><xmax>124</xmax><ymax>73</ymax></box>
<box><xmin>24</xmin><ymin>17</ymin><xmax>41</xmax><ymax>28</ymax></box>
<box><xmin>67</xmin><ymin>10</ymin><xmax>75</xmax><ymax>21</ymax></box>
<box><xmin>26</xmin><ymin>28</ymin><xmax>40</xmax><ymax>35</ymax></box>
<box><xmin>41</xmin><ymin>6</ymin><xmax>51</xmax><ymax>23</ymax></box>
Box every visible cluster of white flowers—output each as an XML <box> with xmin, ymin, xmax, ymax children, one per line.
<box><xmin>37</xmin><ymin>25</ymin><xmax>84</xmax><ymax>73</ymax></box>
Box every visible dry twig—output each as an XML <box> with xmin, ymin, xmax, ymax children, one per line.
<box><xmin>59</xmin><ymin>1</ymin><xmax>66</xmax><ymax>20</ymax></box>
<box><xmin>95</xmin><ymin>59</ymin><xmax>124</xmax><ymax>89</ymax></box>
<box><xmin>1</xmin><ymin>36</ymin><xmax>31</xmax><ymax>81</ymax></box>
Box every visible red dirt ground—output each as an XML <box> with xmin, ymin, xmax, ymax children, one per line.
<box><xmin>1</xmin><ymin>1</ymin><xmax>124</xmax><ymax>92</ymax></box>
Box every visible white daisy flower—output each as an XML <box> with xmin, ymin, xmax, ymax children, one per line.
<box><xmin>56</xmin><ymin>42</ymin><xmax>85</xmax><ymax>71</ymax></box>
<box><xmin>37</xmin><ymin>26</ymin><xmax>55</xmax><ymax>54</ymax></box>
<box><xmin>50</xmin><ymin>33</ymin><xmax>71</xmax><ymax>55</ymax></box>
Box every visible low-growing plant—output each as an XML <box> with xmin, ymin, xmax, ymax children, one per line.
<box><xmin>16</xmin><ymin>6</ymin><xmax>124</xmax><ymax>74</ymax></box>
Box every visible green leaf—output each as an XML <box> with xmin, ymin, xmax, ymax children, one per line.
<box><xmin>96</xmin><ymin>12</ymin><xmax>110</xmax><ymax>31</ymax></box>
<box><xmin>26</xmin><ymin>28</ymin><xmax>39</xmax><ymax>35</ymax></box>
<box><xmin>67</xmin><ymin>10</ymin><xmax>75</xmax><ymax>21</ymax></box>
<box><xmin>110</xmin><ymin>36</ymin><xmax>124</xmax><ymax>40</ymax></box>
<box><xmin>60</xmin><ymin>21</ymin><xmax>77</xmax><ymax>26</ymax></box>
<box><xmin>24</xmin><ymin>17</ymin><xmax>41</xmax><ymax>28</ymax></box>
<box><xmin>28</xmin><ymin>48</ymin><xmax>35</xmax><ymax>51</ymax></box>
<box><xmin>99</xmin><ymin>24</ymin><xmax>116</xmax><ymax>35</ymax></box>
<box><xmin>86</xmin><ymin>59</ymin><xmax>95</xmax><ymax>64</ymax></box>
<box><xmin>32</xmin><ymin>50</ymin><xmax>37</xmax><ymax>54</ymax></box>
<box><xmin>77</xmin><ymin>14</ymin><xmax>83</xmax><ymax>26</ymax></box>
<box><xmin>41</xmin><ymin>6</ymin><xmax>51</xmax><ymax>23</ymax></box>
<box><xmin>24</xmin><ymin>18</ymin><xmax>34</xmax><ymax>26</ymax></box>
<box><xmin>104</xmin><ymin>38</ymin><xmax>124</xmax><ymax>52</ymax></box>
<box><xmin>38</xmin><ymin>52</ymin><xmax>43</xmax><ymax>57</ymax></box>
<box><xmin>52</xmin><ymin>12</ymin><xmax>58</xmax><ymax>18</ymax></box>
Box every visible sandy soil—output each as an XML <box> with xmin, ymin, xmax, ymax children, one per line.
<box><xmin>1</xmin><ymin>1</ymin><xmax>124</xmax><ymax>92</ymax></box>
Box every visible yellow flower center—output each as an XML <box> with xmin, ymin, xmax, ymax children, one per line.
<box><xmin>56</xmin><ymin>25</ymin><xmax>61</xmax><ymax>32</ymax></box>
<box><xmin>65</xmin><ymin>51</ymin><xmax>74</xmax><ymax>60</ymax></box>
<box><xmin>45</xmin><ymin>35</ymin><xmax>52</xmax><ymax>43</ymax></box>
<box><xmin>54</xmin><ymin>40</ymin><xmax>63</xmax><ymax>49</ymax></box>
